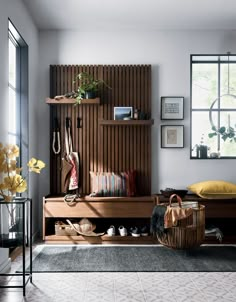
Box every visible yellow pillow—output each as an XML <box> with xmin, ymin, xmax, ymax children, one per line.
<box><xmin>187</xmin><ymin>180</ymin><xmax>236</xmax><ymax>199</ymax></box>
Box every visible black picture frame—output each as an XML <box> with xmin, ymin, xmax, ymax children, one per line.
<box><xmin>161</xmin><ymin>125</ymin><xmax>184</xmax><ymax>148</ymax></box>
<box><xmin>161</xmin><ymin>96</ymin><xmax>184</xmax><ymax>120</ymax></box>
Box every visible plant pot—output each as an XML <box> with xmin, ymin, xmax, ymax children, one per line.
<box><xmin>197</xmin><ymin>145</ymin><xmax>208</xmax><ymax>159</ymax></box>
<box><xmin>84</xmin><ymin>91</ymin><xmax>96</xmax><ymax>99</ymax></box>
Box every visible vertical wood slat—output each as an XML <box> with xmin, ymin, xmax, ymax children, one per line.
<box><xmin>49</xmin><ymin>65</ymin><xmax>152</xmax><ymax>195</ymax></box>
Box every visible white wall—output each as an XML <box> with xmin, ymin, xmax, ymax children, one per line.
<box><xmin>38</xmin><ymin>29</ymin><xmax>236</xmax><ymax>199</ymax></box>
<box><xmin>0</xmin><ymin>0</ymin><xmax>39</xmax><ymax>270</ymax></box>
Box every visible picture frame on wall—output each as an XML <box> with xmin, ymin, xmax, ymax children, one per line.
<box><xmin>161</xmin><ymin>96</ymin><xmax>184</xmax><ymax>120</ymax></box>
<box><xmin>161</xmin><ymin>125</ymin><xmax>184</xmax><ymax>148</ymax></box>
<box><xmin>114</xmin><ymin>106</ymin><xmax>133</xmax><ymax>120</ymax></box>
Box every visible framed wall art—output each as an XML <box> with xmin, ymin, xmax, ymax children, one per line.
<box><xmin>161</xmin><ymin>125</ymin><xmax>184</xmax><ymax>148</ymax></box>
<box><xmin>161</xmin><ymin>96</ymin><xmax>184</xmax><ymax>120</ymax></box>
<box><xmin>114</xmin><ymin>106</ymin><xmax>133</xmax><ymax>120</ymax></box>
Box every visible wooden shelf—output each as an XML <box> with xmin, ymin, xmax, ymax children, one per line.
<box><xmin>46</xmin><ymin>97</ymin><xmax>100</xmax><ymax>105</ymax></box>
<box><xmin>99</xmin><ymin>119</ymin><xmax>154</xmax><ymax>126</ymax></box>
<box><xmin>44</xmin><ymin>234</ymin><xmax>156</xmax><ymax>244</ymax></box>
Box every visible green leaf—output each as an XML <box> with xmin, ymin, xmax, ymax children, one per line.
<box><xmin>219</xmin><ymin>126</ymin><xmax>226</xmax><ymax>134</ymax></box>
<box><xmin>222</xmin><ymin>134</ymin><xmax>228</xmax><ymax>141</ymax></box>
<box><xmin>208</xmin><ymin>133</ymin><xmax>217</xmax><ymax>138</ymax></box>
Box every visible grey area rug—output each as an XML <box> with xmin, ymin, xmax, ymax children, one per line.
<box><xmin>25</xmin><ymin>245</ymin><xmax>236</xmax><ymax>272</ymax></box>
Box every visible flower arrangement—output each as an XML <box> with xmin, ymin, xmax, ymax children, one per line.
<box><xmin>0</xmin><ymin>143</ymin><xmax>45</xmax><ymax>202</ymax></box>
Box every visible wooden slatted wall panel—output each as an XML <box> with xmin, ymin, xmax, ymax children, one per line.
<box><xmin>50</xmin><ymin>65</ymin><xmax>151</xmax><ymax>195</ymax></box>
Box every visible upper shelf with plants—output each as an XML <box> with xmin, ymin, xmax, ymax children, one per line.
<box><xmin>46</xmin><ymin>97</ymin><xmax>100</xmax><ymax>105</ymax></box>
<box><xmin>46</xmin><ymin>71</ymin><xmax>111</xmax><ymax>105</ymax></box>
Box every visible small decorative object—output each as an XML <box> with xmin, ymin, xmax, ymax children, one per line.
<box><xmin>161</xmin><ymin>125</ymin><xmax>184</xmax><ymax>148</ymax></box>
<box><xmin>197</xmin><ymin>145</ymin><xmax>208</xmax><ymax>159</ymax></box>
<box><xmin>133</xmin><ymin>109</ymin><xmax>139</xmax><ymax>120</ymax></box>
<box><xmin>114</xmin><ymin>107</ymin><xmax>133</xmax><ymax>120</ymax></box>
<box><xmin>192</xmin><ymin>134</ymin><xmax>209</xmax><ymax>158</ymax></box>
<box><xmin>161</xmin><ymin>96</ymin><xmax>184</xmax><ymax>120</ymax></box>
<box><xmin>0</xmin><ymin>143</ymin><xmax>45</xmax><ymax>202</ymax></box>
<box><xmin>210</xmin><ymin>152</ymin><xmax>220</xmax><ymax>158</ymax></box>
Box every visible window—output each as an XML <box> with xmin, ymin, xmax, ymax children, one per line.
<box><xmin>191</xmin><ymin>55</ymin><xmax>236</xmax><ymax>158</ymax></box>
<box><xmin>8</xmin><ymin>19</ymin><xmax>28</xmax><ymax>174</ymax></box>
<box><xmin>8</xmin><ymin>20</ymin><xmax>28</xmax><ymax>228</ymax></box>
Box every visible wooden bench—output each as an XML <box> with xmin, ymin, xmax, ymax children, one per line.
<box><xmin>43</xmin><ymin>195</ymin><xmax>157</xmax><ymax>244</ymax></box>
<box><xmin>156</xmin><ymin>194</ymin><xmax>236</xmax><ymax>218</ymax></box>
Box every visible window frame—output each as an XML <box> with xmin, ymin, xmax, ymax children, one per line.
<box><xmin>190</xmin><ymin>54</ymin><xmax>236</xmax><ymax>159</ymax></box>
<box><xmin>8</xmin><ymin>19</ymin><xmax>29</xmax><ymax>192</ymax></box>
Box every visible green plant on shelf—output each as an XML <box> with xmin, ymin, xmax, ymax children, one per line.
<box><xmin>65</xmin><ymin>72</ymin><xmax>111</xmax><ymax>105</ymax></box>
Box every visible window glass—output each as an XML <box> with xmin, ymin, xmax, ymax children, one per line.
<box><xmin>8</xmin><ymin>87</ymin><xmax>17</xmax><ymax>145</ymax></box>
<box><xmin>192</xmin><ymin>56</ymin><xmax>218</xmax><ymax>61</ymax></box>
<box><xmin>8</xmin><ymin>37</ymin><xmax>16</xmax><ymax>88</ymax></box>
<box><xmin>192</xmin><ymin>63</ymin><xmax>218</xmax><ymax>109</ymax></box>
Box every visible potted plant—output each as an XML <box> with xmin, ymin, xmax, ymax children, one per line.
<box><xmin>65</xmin><ymin>72</ymin><xmax>111</xmax><ymax>105</ymax></box>
<box><xmin>192</xmin><ymin>134</ymin><xmax>209</xmax><ymax>158</ymax></box>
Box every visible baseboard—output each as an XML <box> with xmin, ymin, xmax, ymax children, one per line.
<box><xmin>0</xmin><ymin>257</ymin><xmax>11</xmax><ymax>273</ymax></box>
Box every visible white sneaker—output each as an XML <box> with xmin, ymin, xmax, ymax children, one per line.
<box><xmin>107</xmin><ymin>225</ymin><xmax>115</xmax><ymax>236</ymax></box>
<box><xmin>118</xmin><ymin>225</ymin><xmax>127</xmax><ymax>236</ymax></box>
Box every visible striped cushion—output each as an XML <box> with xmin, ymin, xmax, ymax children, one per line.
<box><xmin>90</xmin><ymin>171</ymin><xmax>136</xmax><ymax>197</ymax></box>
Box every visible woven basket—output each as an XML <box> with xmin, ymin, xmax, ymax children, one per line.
<box><xmin>55</xmin><ymin>221</ymin><xmax>77</xmax><ymax>236</ymax></box>
<box><xmin>157</xmin><ymin>194</ymin><xmax>205</xmax><ymax>249</ymax></box>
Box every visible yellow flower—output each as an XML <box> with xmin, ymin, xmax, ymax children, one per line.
<box><xmin>27</xmin><ymin>158</ymin><xmax>46</xmax><ymax>173</ymax></box>
<box><xmin>8</xmin><ymin>144</ymin><xmax>19</xmax><ymax>158</ymax></box>
<box><xmin>0</xmin><ymin>143</ymin><xmax>45</xmax><ymax>201</ymax></box>
<box><xmin>3</xmin><ymin>175</ymin><xmax>27</xmax><ymax>193</ymax></box>
<box><xmin>0</xmin><ymin>183</ymin><xmax>8</xmax><ymax>190</ymax></box>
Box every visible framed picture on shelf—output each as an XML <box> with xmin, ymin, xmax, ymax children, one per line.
<box><xmin>161</xmin><ymin>96</ymin><xmax>184</xmax><ymax>120</ymax></box>
<box><xmin>114</xmin><ymin>107</ymin><xmax>133</xmax><ymax>120</ymax></box>
<box><xmin>161</xmin><ymin>125</ymin><xmax>184</xmax><ymax>148</ymax></box>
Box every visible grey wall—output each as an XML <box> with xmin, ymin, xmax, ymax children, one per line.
<box><xmin>38</xmin><ymin>30</ymin><xmax>236</xmax><ymax>202</ymax></box>
<box><xmin>0</xmin><ymin>0</ymin><xmax>39</xmax><ymax>269</ymax></box>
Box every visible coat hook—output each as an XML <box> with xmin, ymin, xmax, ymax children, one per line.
<box><xmin>77</xmin><ymin>117</ymin><xmax>82</xmax><ymax>128</ymax></box>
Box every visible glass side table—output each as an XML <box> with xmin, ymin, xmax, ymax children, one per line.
<box><xmin>0</xmin><ymin>197</ymin><xmax>32</xmax><ymax>296</ymax></box>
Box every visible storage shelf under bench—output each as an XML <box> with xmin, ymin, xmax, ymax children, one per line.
<box><xmin>43</xmin><ymin>195</ymin><xmax>157</xmax><ymax>244</ymax></box>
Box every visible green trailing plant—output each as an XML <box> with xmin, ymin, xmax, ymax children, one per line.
<box><xmin>65</xmin><ymin>72</ymin><xmax>111</xmax><ymax>105</ymax></box>
<box><xmin>208</xmin><ymin>126</ymin><xmax>236</xmax><ymax>142</ymax></box>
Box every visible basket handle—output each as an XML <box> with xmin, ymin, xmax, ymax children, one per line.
<box><xmin>169</xmin><ymin>194</ymin><xmax>182</xmax><ymax>207</ymax></box>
